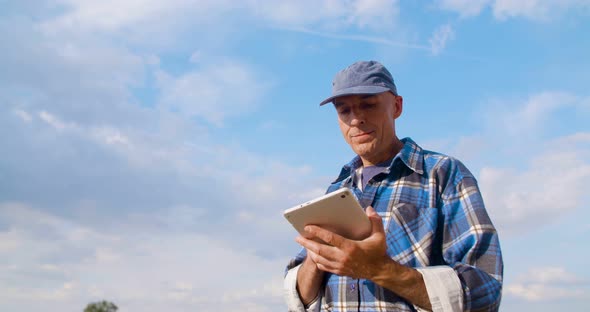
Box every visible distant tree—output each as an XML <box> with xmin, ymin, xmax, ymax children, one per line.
<box><xmin>83</xmin><ymin>300</ymin><xmax>118</xmax><ymax>312</ymax></box>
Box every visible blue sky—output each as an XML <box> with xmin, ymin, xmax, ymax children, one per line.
<box><xmin>1</xmin><ymin>1</ymin><xmax>589</xmax><ymax>311</ymax></box>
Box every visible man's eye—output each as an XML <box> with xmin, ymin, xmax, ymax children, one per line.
<box><xmin>338</xmin><ymin>108</ymin><xmax>350</xmax><ymax>115</ymax></box>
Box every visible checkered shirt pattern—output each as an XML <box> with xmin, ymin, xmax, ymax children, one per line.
<box><xmin>286</xmin><ymin>137</ymin><xmax>503</xmax><ymax>311</ymax></box>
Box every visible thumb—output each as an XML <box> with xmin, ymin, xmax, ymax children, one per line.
<box><xmin>366</xmin><ymin>206</ymin><xmax>384</xmax><ymax>234</ymax></box>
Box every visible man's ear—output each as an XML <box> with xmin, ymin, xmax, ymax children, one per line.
<box><xmin>393</xmin><ymin>95</ymin><xmax>403</xmax><ymax>119</ymax></box>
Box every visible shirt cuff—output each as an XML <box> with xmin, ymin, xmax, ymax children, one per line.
<box><xmin>415</xmin><ymin>266</ymin><xmax>463</xmax><ymax>312</ymax></box>
<box><xmin>284</xmin><ymin>264</ymin><xmax>321</xmax><ymax>312</ymax></box>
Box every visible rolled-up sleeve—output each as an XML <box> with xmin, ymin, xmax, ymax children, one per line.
<box><xmin>284</xmin><ymin>264</ymin><xmax>322</xmax><ymax>312</ymax></box>
<box><xmin>415</xmin><ymin>266</ymin><xmax>463</xmax><ymax>311</ymax></box>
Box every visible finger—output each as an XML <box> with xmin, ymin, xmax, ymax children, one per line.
<box><xmin>300</xmin><ymin>228</ymin><xmax>316</xmax><ymax>240</ymax></box>
<box><xmin>307</xmin><ymin>250</ymin><xmax>321</xmax><ymax>264</ymax></box>
<box><xmin>296</xmin><ymin>234</ymin><xmax>325</xmax><ymax>246</ymax></box>
<box><xmin>295</xmin><ymin>235</ymin><xmax>318</xmax><ymax>250</ymax></box>
<box><xmin>366</xmin><ymin>205</ymin><xmax>378</xmax><ymax>217</ymax></box>
<box><xmin>308</xmin><ymin>250</ymin><xmax>339</xmax><ymax>272</ymax></box>
<box><xmin>366</xmin><ymin>206</ymin><xmax>385</xmax><ymax>235</ymax></box>
<box><xmin>296</xmin><ymin>235</ymin><xmax>329</xmax><ymax>256</ymax></box>
<box><xmin>315</xmin><ymin>262</ymin><xmax>339</xmax><ymax>275</ymax></box>
<box><xmin>305</xmin><ymin>225</ymin><xmax>346</xmax><ymax>248</ymax></box>
<box><xmin>297</xmin><ymin>235</ymin><xmax>343</xmax><ymax>263</ymax></box>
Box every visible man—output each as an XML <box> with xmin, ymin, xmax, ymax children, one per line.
<box><xmin>284</xmin><ymin>61</ymin><xmax>503</xmax><ymax>311</ymax></box>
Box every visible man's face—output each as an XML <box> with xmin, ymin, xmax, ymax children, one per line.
<box><xmin>333</xmin><ymin>92</ymin><xmax>402</xmax><ymax>165</ymax></box>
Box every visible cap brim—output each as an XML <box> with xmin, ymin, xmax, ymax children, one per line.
<box><xmin>319</xmin><ymin>85</ymin><xmax>390</xmax><ymax>106</ymax></box>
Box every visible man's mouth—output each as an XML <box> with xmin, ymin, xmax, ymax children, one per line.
<box><xmin>352</xmin><ymin>131</ymin><xmax>374</xmax><ymax>138</ymax></box>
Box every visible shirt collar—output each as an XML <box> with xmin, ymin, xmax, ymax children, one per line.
<box><xmin>396</xmin><ymin>137</ymin><xmax>425</xmax><ymax>175</ymax></box>
<box><xmin>332</xmin><ymin>137</ymin><xmax>425</xmax><ymax>184</ymax></box>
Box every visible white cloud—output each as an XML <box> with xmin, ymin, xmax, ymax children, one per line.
<box><xmin>0</xmin><ymin>230</ymin><xmax>21</xmax><ymax>252</ymax></box>
<box><xmin>6</xmin><ymin>106</ymin><xmax>211</xmax><ymax>176</ymax></box>
<box><xmin>94</xmin><ymin>128</ymin><xmax>130</xmax><ymax>146</ymax></box>
<box><xmin>465</xmin><ymin>91</ymin><xmax>587</xmax><ymax>150</ymax></box>
<box><xmin>519</xmin><ymin>266</ymin><xmax>586</xmax><ymax>284</ymax></box>
<box><xmin>428</xmin><ymin>92</ymin><xmax>588</xmax><ymax>167</ymax></box>
<box><xmin>436</xmin><ymin>0</ymin><xmax>590</xmax><ymax>20</ymax></box>
<box><xmin>2</xmin><ymin>0</ymin><xmax>409</xmax><ymax>133</ymax></box>
<box><xmin>44</xmin><ymin>0</ymin><xmax>231</xmax><ymax>33</ymax></box>
<box><xmin>1</xmin><ymin>16</ymin><xmax>146</xmax><ymax>128</ymax></box>
<box><xmin>248</xmin><ymin>0</ymin><xmax>400</xmax><ymax>31</ymax></box>
<box><xmin>39</xmin><ymin>111</ymin><xmax>76</xmax><ymax>131</ymax></box>
<box><xmin>243</xmin><ymin>0</ymin><xmax>424</xmax><ymax>53</ymax></box>
<box><xmin>3</xmin><ymin>100</ymin><xmax>326</xmax><ymax>214</ymax></box>
<box><xmin>45</xmin><ymin>0</ymin><xmax>400</xmax><ymax>37</ymax></box>
<box><xmin>499</xmin><ymin>91</ymin><xmax>580</xmax><ymax>137</ymax></box>
<box><xmin>436</xmin><ymin>0</ymin><xmax>491</xmax><ymax>17</ymax></box>
<box><xmin>156</xmin><ymin>61</ymin><xmax>271</xmax><ymax>126</ymax></box>
<box><xmin>429</xmin><ymin>23</ymin><xmax>455</xmax><ymax>55</ymax></box>
<box><xmin>282</xmin><ymin>27</ymin><xmax>431</xmax><ymax>50</ymax></box>
<box><xmin>429</xmin><ymin>91</ymin><xmax>590</xmax><ymax>236</ymax></box>
<box><xmin>493</xmin><ymin>0</ymin><xmax>590</xmax><ymax>21</ymax></box>
<box><xmin>480</xmin><ymin>134</ymin><xmax>590</xmax><ymax>234</ymax></box>
<box><xmin>1</xmin><ymin>91</ymin><xmax>325</xmax><ymax>310</ymax></box>
<box><xmin>349</xmin><ymin>0</ymin><xmax>400</xmax><ymax>29</ymax></box>
<box><xmin>472</xmin><ymin>91</ymin><xmax>590</xmax><ymax>235</ymax></box>
<box><xmin>505</xmin><ymin>266</ymin><xmax>590</xmax><ymax>301</ymax></box>
<box><xmin>13</xmin><ymin>109</ymin><xmax>33</xmax><ymax>123</ymax></box>
<box><xmin>0</xmin><ymin>202</ymin><xmax>289</xmax><ymax>311</ymax></box>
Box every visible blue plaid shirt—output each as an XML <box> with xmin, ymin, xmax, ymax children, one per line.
<box><xmin>286</xmin><ymin>138</ymin><xmax>503</xmax><ymax>311</ymax></box>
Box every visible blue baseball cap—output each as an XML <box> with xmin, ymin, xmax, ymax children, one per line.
<box><xmin>319</xmin><ymin>60</ymin><xmax>398</xmax><ymax>106</ymax></box>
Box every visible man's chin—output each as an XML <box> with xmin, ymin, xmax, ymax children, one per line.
<box><xmin>352</xmin><ymin>145</ymin><xmax>376</xmax><ymax>158</ymax></box>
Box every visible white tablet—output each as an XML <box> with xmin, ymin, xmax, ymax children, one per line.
<box><xmin>283</xmin><ymin>188</ymin><xmax>371</xmax><ymax>241</ymax></box>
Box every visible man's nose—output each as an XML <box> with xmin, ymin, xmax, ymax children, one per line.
<box><xmin>349</xmin><ymin>109</ymin><xmax>365</xmax><ymax>126</ymax></box>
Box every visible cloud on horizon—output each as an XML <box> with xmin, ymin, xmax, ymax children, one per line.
<box><xmin>436</xmin><ymin>0</ymin><xmax>590</xmax><ymax>21</ymax></box>
<box><xmin>505</xmin><ymin>266</ymin><xmax>590</xmax><ymax>301</ymax></box>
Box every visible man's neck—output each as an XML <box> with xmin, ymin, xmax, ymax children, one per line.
<box><xmin>360</xmin><ymin>138</ymin><xmax>404</xmax><ymax>167</ymax></box>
